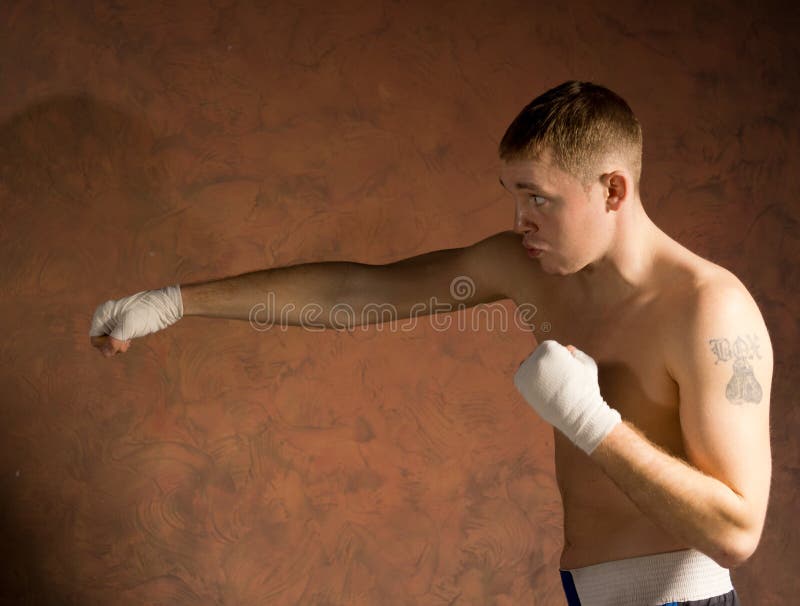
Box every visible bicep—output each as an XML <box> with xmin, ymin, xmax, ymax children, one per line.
<box><xmin>350</xmin><ymin>231</ymin><xmax>518</xmax><ymax>319</ymax></box>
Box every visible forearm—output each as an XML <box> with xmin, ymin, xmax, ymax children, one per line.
<box><xmin>590</xmin><ymin>421</ymin><xmax>754</xmax><ymax>568</ymax></box>
<box><xmin>181</xmin><ymin>261</ymin><xmax>358</xmax><ymax>326</ymax></box>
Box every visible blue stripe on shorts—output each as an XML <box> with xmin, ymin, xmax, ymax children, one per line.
<box><xmin>559</xmin><ymin>570</ymin><xmax>582</xmax><ymax>606</ymax></box>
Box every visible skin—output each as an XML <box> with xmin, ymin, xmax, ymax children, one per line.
<box><xmin>91</xmin><ymin>146</ymin><xmax>773</xmax><ymax>573</ymax></box>
<box><xmin>500</xmin><ymin>148</ymin><xmax>659</xmax><ymax>300</ymax></box>
<box><xmin>500</xmin><ymin>149</ymin><xmax>772</xmax><ymax>570</ymax></box>
<box><xmin>91</xmin><ymin>334</ymin><xmax>129</xmax><ymax>357</ymax></box>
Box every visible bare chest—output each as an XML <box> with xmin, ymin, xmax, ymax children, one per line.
<box><xmin>520</xmin><ymin>287</ymin><xmax>691</xmax><ymax>562</ymax></box>
<box><xmin>533</xmin><ymin>292</ymin><xmax>684</xmax><ymax>456</ymax></box>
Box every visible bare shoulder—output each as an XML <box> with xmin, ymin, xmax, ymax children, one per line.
<box><xmin>694</xmin><ymin>264</ymin><xmax>772</xmax><ymax>369</ymax></box>
<box><xmin>674</xmin><ymin>256</ymin><xmax>766</xmax><ymax>327</ymax></box>
<box><xmin>461</xmin><ymin>230</ymin><xmax>548</xmax><ymax>305</ymax></box>
<box><xmin>659</xmin><ymin>251</ymin><xmax>773</xmax><ymax>382</ymax></box>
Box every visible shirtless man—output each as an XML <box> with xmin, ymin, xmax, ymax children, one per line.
<box><xmin>90</xmin><ymin>81</ymin><xmax>771</xmax><ymax>605</ymax></box>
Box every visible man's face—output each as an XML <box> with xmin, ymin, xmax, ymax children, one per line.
<box><xmin>499</xmin><ymin>151</ymin><xmax>611</xmax><ymax>275</ymax></box>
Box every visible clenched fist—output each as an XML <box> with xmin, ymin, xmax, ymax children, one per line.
<box><xmin>513</xmin><ymin>340</ymin><xmax>622</xmax><ymax>454</ymax></box>
<box><xmin>89</xmin><ymin>284</ymin><xmax>183</xmax><ymax>357</ymax></box>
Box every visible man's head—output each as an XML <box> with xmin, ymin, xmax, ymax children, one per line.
<box><xmin>498</xmin><ymin>80</ymin><xmax>642</xmax><ymax>194</ymax></box>
<box><xmin>498</xmin><ymin>81</ymin><xmax>646</xmax><ymax>276</ymax></box>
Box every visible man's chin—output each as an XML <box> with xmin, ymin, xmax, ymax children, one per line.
<box><xmin>538</xmin><ymin>256</ymin><xmax>575</xmax><ymax>277</ymax></box>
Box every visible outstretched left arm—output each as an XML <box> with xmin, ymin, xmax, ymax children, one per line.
<box><xmin>590</xmin><ymin>282</ymin><xmax>773</xmax><ymax>569</ymax></box>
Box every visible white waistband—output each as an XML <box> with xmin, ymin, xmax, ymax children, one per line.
<box><xmin>562</xmin><ymin>548</ymin><xmax>733</xmax><ymax>606</ymax></box>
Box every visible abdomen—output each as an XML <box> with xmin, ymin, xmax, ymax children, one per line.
<box><xmin>555</xmin><ymin>433</ymin><xmax>689</xmax><ymax>569</ymax></box>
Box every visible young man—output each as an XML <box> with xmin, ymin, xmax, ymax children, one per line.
<box><xmin>90</xmin><ymin>81</ymin><xmax>771</xmax><ymax>605</ymax></box>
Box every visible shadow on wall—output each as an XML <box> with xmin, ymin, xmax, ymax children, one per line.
<box><xmin>0</xmin><ymin>95</ymin><xmax>172</xmax><ymax>605</ymax></box>
<box><xmin>1</xmin><ymin>94</ymin><xmax>176</xmax><ymax>290</ymax></box>
<box><xmin>0</xmin><ymin>475</ymin><xmax>54</xmax><ymax>604</ymax></box>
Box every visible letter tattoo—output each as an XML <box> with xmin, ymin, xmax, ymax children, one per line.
<box><xmin>708</xmin><ymin>335</ymin><xmax>763</xmax><ymax>404</ymax></box>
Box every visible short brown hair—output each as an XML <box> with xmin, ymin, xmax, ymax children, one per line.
<box><xmin>498</xmin><ymin>81</ymin><xmax>643</xmax><ymax>194</ymax></box>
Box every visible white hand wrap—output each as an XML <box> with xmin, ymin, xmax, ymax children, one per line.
<box><xmin>89</xmin><ymin>284</ymin><xmax>184</xmax><ymax>342</ymax></box>
<box><xmin>513</xmin><ymin>340</ymin><xmax>622</xmax><ymax>455</ymax></box>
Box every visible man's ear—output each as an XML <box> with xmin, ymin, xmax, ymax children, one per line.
<box><xmin>604</xmin><ymin>172</ymin><xmax>627</xmax><ymax>210</ymax></box>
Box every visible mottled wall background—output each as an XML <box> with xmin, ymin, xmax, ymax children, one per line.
<box><xmin>1</xmin><ymin>0</ymin><xmax>797</xmax><ymax>604</ymax></box>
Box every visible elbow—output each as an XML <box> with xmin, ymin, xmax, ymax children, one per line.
<box><xmin>713</xmin><ymin>529</ymin><xmax>761</xmax><ymax>569</ymax></box>
<box><xmin>711</xmin><ymin>494</ymin><xmax>767</xmax><ymax>569</ymax></box>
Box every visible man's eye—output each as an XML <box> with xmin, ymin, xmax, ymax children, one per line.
<box><xmin>530</xmin><ymin>195</ymin><xmax>547</xmax><ymax>206</ymax></box>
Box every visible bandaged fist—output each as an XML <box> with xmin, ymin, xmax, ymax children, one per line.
<box><xmin>513</xmin><ymin>340</ymin><xmax>621</xmax><ymax>455</ymax></box>
<box><xmin>89</xmin><ymin>285</ymin><xmax>183</xmax><ymax>356</ymax></box>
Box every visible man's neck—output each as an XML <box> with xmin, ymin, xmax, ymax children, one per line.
<box><xmin>576</xmin><ymin>205</ymin><xmax>664</xmax><ymax>307</ymax></box>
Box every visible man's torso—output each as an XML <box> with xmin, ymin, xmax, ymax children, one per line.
<box><xmin>505</xmin><ymin>231</ymin><xmax>736</xmax><ymax>569</ymax></box>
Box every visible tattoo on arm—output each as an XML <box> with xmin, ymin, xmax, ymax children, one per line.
<box><xmin>708</xmin><ymin>335</ymin><xmax>763</xmax><ymax>404</ymax></box>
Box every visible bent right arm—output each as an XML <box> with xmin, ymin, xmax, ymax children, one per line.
<box><xmin>181</xmin><ymin>230</ymin><xmax>521</xmax><ymax>327</ymax></box>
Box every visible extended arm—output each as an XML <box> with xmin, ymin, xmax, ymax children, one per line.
<box><xmin>89</xmin><ymin>230</ymin><xmax>525</xmax><ymax>355</ymax></box>
<box><xmin>180</xmin><ymin>232</ymin><xmax>514</xmax><ymax>326</ymax></box>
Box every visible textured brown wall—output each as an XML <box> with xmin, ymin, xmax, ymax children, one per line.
<box><xmin>1</xmin><ymin>1</ymin><xmax>797</xmax><ymax>604</ymax></box>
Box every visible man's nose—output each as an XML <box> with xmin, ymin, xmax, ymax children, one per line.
<box><xmin>513</xmin><ymin>203</ymin><xmax>539</xmax><ymax>235</ymax></box>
